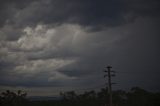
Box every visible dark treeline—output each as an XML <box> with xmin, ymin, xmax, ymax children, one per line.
<box><xmin>0</xmin><ymin>87</ymin><xmax>160</xmax><ymax>106</ymax></box>
<box><xmin>0</xmin><ymin>90</ymin><xmax>27</xmax><ymax>106</ymax></box>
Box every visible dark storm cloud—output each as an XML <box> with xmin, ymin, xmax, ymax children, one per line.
<box><xmin>59</xmin><ymin>17</ymin><xmax>160</xmax><ymax>91</ymax></box>
<box><xmin>0</xmin><ymin>0</ymin><xmax>36</xmax><ymax>27</ymax></box>
<box><xmin>0</xmin><ymin>0</ymin><xmax>159</xmax><ymax>29</ymax></box>
<box><xmin>1</xmin><ymin>17</ymin><xmax>159</xmax><ymax>89</ymax></box>
<box><xmin>0</xmin><ymin>0</ymin><xmax>160</xmax><ymax>94</ymax></box>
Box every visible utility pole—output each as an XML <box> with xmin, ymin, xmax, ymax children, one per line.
<box><xmin>104</xmin><ymin>66</ymin><xmax>115</xmax><ymax>106</ymax></box>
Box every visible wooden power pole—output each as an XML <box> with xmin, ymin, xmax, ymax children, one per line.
<box><xmin>104</xmin><ymin>66</ymin><xmax>115</xmax><ymax>106</ymax></box>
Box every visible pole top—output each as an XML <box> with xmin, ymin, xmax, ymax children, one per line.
<box><xmin>106</xmin><ymin>65</ymin><xmax>112</xmax><ymax>69</ymax></box>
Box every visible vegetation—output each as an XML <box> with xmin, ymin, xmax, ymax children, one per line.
<box><xmin>0</xmin><ymin>90</ymin><xmax>27</xmax><ymax>106</ymax></box>
<box><xmin>0</xmin><ymin>87</ymin><xmax>160</xmax><ymax>106</ymax></box>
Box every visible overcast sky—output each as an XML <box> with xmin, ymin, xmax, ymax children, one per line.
<box><xmin>0</xmin><ymin>0</ymin><xmax>160</xmax><ymax>96</ymax></box>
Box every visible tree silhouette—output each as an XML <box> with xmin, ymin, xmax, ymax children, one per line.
<box><xmin>1</xmin><ymin>87</ymin><xmax>159</xmax><ymax>106</ymax></box>
<box><xmin>0</xmin><ymin>90</ymin><xmax>27</xmax><ymax>106</ymax></box>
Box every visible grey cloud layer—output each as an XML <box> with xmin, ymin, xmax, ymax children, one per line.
<box><xmin>1</xmin><ymin>18</ymin><xmax>159</xmax><ymax>89</ymax></box>
<box><xmin>0</xmin><ymin>0</ymin><xmax>159</xmax><ymax>41</ymax></box>
<box><xmin>0</xmin><ymin>0</ymin><xmax>159</xmax><ymax>28</ymax></box>
<box><xmin>0</xmin><ymin>0</ymin><xmax>160</xmax><ymax>93</ymax></box>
